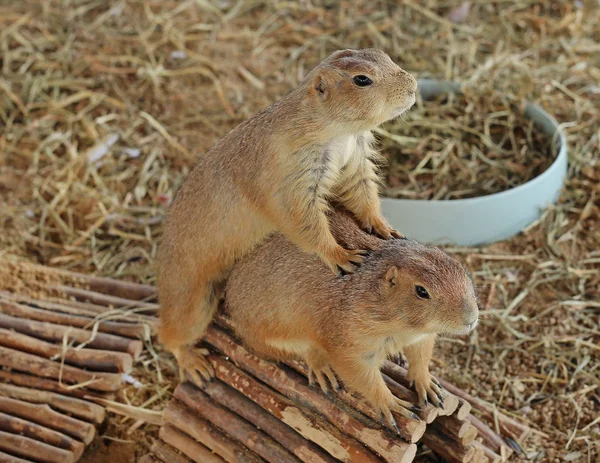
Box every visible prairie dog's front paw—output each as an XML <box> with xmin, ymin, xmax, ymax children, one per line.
<box><xmin>362</xmin><ymin>216</ymin><xmax>404</xmax><ymax>240</ymax></box>
<box><xmin>409</xmin><ymin>373</ymin><xmax>445</xmax><ymax>408</ymax></box>
<box><xmin>323</xmin><ymin>246</ymin><xmax>368</xmax><ymax>275</ymax></box>
<box><xmin>373</xmin><ymin>395</ymin><xmax>422</xmax><ymax>435</ymax></box>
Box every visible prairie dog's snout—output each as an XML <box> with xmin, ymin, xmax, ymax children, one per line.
<box><xmin>400</xmin><ymin>69</ymin><xmax>418</xmax><ymax>95</ymax></box>
<box><xmin>446</xmin><ymin>272</ymin><xmax>479</xmax><ymax>335</ymax></box>
<box><xmin>463</xmin><ymin>298</ymin><xmax>479</xmax><ymax>331</ymax></box>
<box><xmin>391</xmin><ymin>67</ymin><xmax>418</xmax><ymax>117</ymax></box>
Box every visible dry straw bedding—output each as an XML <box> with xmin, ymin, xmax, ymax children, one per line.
<box><xmin>382</xmin><ymin>91</ymin><xmax>557</xmax><ymax>200</ymax></box>
<box><xmin>0</xmin><ymin>0</ymin><xmax>598</xmax><ymax>461</ymax></box>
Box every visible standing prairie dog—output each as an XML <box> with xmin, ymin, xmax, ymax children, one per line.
<box><xmin>157</xmin><ymin>48</ymin><xmax>417</xmax><ymax>383</ymax></box>
<box><xmin>225</xmin><ymin>208</ymin><xmax>479</xmax><ymax>431</ymax></box>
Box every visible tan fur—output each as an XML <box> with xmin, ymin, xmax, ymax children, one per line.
<box><xmin>225</xmin><ymin>208</ymin><xmax>479</xmax><ymax>426</ymax></box>
<box><xmin>156</xmin><ymin>49</ymin><xmax>417</xmax><ymax>380</ymax></box>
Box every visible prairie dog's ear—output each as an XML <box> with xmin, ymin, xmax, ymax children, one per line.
<box><xmin>313</xmin><ymin>73</ymin><xmax>329</xmax><ymax>100</ymax></box>
<box><xmin>385</xmin><ymin>266</ymin><xmax>399</xmax><ymax>288</ymax></box>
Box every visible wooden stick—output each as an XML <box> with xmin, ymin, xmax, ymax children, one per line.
<box><xmin>21</xmin><ymin>263</ymin><xmax>156</xmax><ymax>301</ymax></box>
<box><xmin>0</xmin><ymin>450</ymin><xmax>32</xmax><ymax>463</ymax></box>
<box><xmin>473</xmin><ymin>442</ymin><xmax>501</xmax><ymax>463</ymax></box>
<box><xmin>439</xmin><ymin>378</ymin><xmax>531</xmax><ymax>440</ymax></box>
<box><xmin>0</xmin><ymin>412</ymin><xmax>85</xmax><ymax>460</ymax></box>
<box><xmin>201</xmin><ymin>377</ymin><xmax>337</xmax><ymax>463</ymax></box>
<box><xmin>0</xmin><ymin>382</ymin><xmax>106</xmax><ymax>424</ymax></box>
<box><xmin>382</xmin><ymin>361</ymin><xmax>459</xmax><ymax>416</ymax></box>
<box><xmin>469</xmin><ymin>445</ymin><xmax>488</xmax><ymax>463</ymax></box>
<box><xmin>0</xmin><ymin>291</ymin><xmax>156</xmax><ymax>326</ymax></box>
<box><xmin>471</xmin><ymin>446</ymin><xmax>488</xmax><ymax>463</ymax></box>
<box><xmin>205</xmin><ymin>328</ymin><xmax>418</xmax><ymax>460</ymax></box>
<box><xmin>159</xmin><ymin>424</ymin><xmax>227</xmax><ymax>463</ymax></box>
<box><xmin>207</xmin><ymin>354</ymin><xmax>375</xmax><ymax>463</ymax></box>
<box><xmin>19</xmin><ymin>262</ymin><xmax>154</xmax><ymax>302</ymax></box>
<box><xmin>0</xmin><ymin>327</ymin><xmax>133</xmax><ymax>373</ymax></box>
<box><xmin>0</xmin><ymin>312</ymin><xmax>142</xmax><ymax>359</ymax></box>
<box><xmin>0</xmin><ymin>299</ymin><xmax>151</xmax><ymax>339</ymax></box>
<box><xmin>461</xmin><ymin>425</ymin><xmax>479</xmax><ymax>446</ymax></box>
<box><xmin>164</xmin><ymin>399</ymin><xmax>264</xmax><ymax>463</ymax></box>
<box><xmin>54</xmin><ymin>285</ymin><xmax>159</xmax><ymax>313</ymax></box>
<box><xmin>284</xmin><ymin>357</ymin><xmax>426</xmax><ymax>443</ymax></box>
<box><xmin>0</xmin><ymin>396</ymin><xmax>96</xmax><ymax>444</ymax></box>
<box><xmin>456</xmin><ymin>398</ymin><xmax>472</xmax><ymax>420</ymax></box>
<box><xmin>0</xmin><ymin>370</ymin><xmax>113</xmax><ymax>400</ymax></box>
<box><xmin>421</xmin><ymin>428</ymin><xmax>475</xmax><ymax>463</ymax></box>
<box><xmin>0</xmin><ymin>429</ymin><xmax>75</xmax><ymax>463</ymax></box>
<box><xmin>0</xmin><ymin>345</ymin><xmax>122</xmax><ymax>392</ymax></box>
<box><xmin>152</xmin><ymin>435</ymin><xmax>196</xmax><ymax>463</ymax></box>
<box><xmin>176</xmin><ymin>382</ymin><xmax>301</xmax><ymax>463</ymax></box>
<box><xmin>467</xmin><ymin>415</ymin><xmax>512</xmax><ymax>457</ymax></box>
<box><xmin>84</xmin><ymin>275</ymin><xmax>156</xmax><ymax>301</ymax></box>
<box><xmin>434</xmin><ymin>416</ymin><xmax>474</xmax><ymax>440</ymax></box>
<box><xmin>285</xmin><ymin>357</ymin><xmax>437</xmax><ymax>425</ymax></box>
<box><xmin>0</xmin><ymin>291</ymin><xmax>102</xmax><ymax>317</ymax></box>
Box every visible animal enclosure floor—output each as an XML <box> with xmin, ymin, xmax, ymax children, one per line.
<box><xmin>0</xmin><ymin>1</ymin><xmax>598</xmax><ymax>461</ymax></box>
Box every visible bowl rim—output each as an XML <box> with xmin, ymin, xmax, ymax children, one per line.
<box><xmin>382</xmin><ymin>78</ymin><xmax>568</xmax><ymax>205</ymax></box>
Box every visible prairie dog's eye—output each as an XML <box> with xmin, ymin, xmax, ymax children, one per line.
<box><xmin>415</xmin><ymin>285</ymin><xmax>430</xmax><ymax>299</ymax></box>
<box><xmin>353</xmin><ymin>75</ymin><xmax>373</xmax><ymax>87</ymax></box>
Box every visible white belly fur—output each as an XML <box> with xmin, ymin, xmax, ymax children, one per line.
<box><xmin>324</xmin><ymin>131</ymin><xmax>375</xmax><ymax>177</ymax></box>
<box><xmin>327</xmin><ymin>135</ymin><xmax>356</xmax><ymax>169</ymax></box>
<box><xmin>383</xmin><ymin>332</ymin><xmax>429</xmax><ymax>357</ymax></box>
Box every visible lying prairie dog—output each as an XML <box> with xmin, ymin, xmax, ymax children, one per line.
<box><xmin>224</xmin><ymin>208</ymin><xmax>479</xmax><ymax>431</ymax></box>
<box><xmin>156</xmin><ymin>48</ymin><xmax>417</xmax><ymax>383</ymax></box>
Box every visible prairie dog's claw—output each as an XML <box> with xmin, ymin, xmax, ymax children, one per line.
<box><xmin>390</xmin><ymin>229</ymin><xmax>405</xmax><ymax>239</ymax></box>
<box><xmin>176</xmin><ymin>346</ymin><xmax>214</xmax><ymax>386</ymax></box>
<box><xmin>326</xmin><ymin>247</ymin><xmax>367</xmax><ymax>275</ymax></box>
<box><xmin>411</xmin><ymin>373</ymin><xmax>445</xmax><ymax>409</ymax></box>
<box><xmin>336</xmin><ymin>265</ymin><xmax>348</xmax><ymax>277</ymax></box>
<box><xmin>376</xmin><ymin>395</ymin><xmax>421</xmax><ymax>435</ymax></box>
<box><xmin>362</xmin><ymin>216</ymin><xmax>402</xmax><ymax>240</ymax></box>
<box><xmin>308</xmin><ymin>364</ymin><xmax>339</xmax><ymax>394</ymax></box>
<box><xmin>390</xmin><ymin>397</ymin><xmax>422</xmax><ymax>421</ymax></box>
<box><xmin>378</xmin><ymin>408</ymin><xmax>400</xmax><ymax>435</ymax></box>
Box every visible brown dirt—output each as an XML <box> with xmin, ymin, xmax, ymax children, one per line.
<box><xmin>0</xmin><ymin>260</ymin><xmax>87</xmax><ymax>300</ymax></box>
<box><xmin>78</xmin><ymin>421</ymin><xmax>140</xmax><ymax>463</ymax></box>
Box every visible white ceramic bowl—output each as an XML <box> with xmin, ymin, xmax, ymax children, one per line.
<box><xmin>380</xmin><ymin>79</ymin><xmax>568</xmax><ymax>246</ymax></box>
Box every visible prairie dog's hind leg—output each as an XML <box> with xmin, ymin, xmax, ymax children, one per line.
<box><xmin>173</xmin><ymin>345</ymin><xmax>214</xmax><ymax>386</ymax></box>
<box><xmin>305</xmin><ymin>347</ymin><xmax>339</xmax><ymax>393</ymax></box>
<box><xmin>158</xmin><ymin>278</ymin><xmax>221</xmax><ymax>385</ymax></box>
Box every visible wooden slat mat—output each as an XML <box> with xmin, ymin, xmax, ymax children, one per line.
<box><xmin>0</xmin><ymin>260</ymin><xmax>157</xmax><ymax>462</ymax></box>
<box><xmin>142</xmin><ymin>318</ymin><xmax>527</xmax><ymax>463</ymax></box>
<box><xmin>0</xmin><ymin>260</ymin><xmax>527</xmax><ymax>462</ymax></box>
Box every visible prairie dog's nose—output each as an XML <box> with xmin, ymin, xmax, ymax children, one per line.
<box><xmin>399</xmin><ymin>69</ymin><xmax>418</xmax><ymax>94</ymax></box>
<box><xmin>463</xmin><ymin>300</ymin><xmax>479</xmax><ymax>327</ymax></box>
